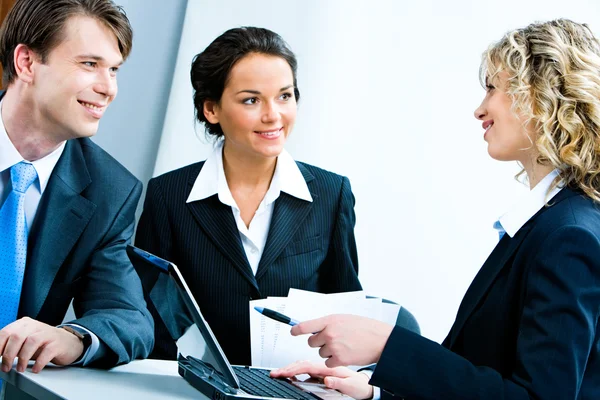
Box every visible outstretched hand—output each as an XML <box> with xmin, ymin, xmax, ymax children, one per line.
<box><xmin>271</xmin><ymin>360</ymin><xmax>374</xmax><ymax>400</ymax></box>
<box><xmin>291</xmin><ymin>314</ymin><xmax>393</xmax><ymax>367</ymax></box>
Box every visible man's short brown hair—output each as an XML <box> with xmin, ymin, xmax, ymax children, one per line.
<box><xmin>0</xmin><ymin>0</ymin><xmax>133</xmax><ymax>87</ymax></box>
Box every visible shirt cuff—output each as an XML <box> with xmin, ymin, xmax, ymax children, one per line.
<box><xmin>359</xmin><ymin>370</ymin><xmax>380</xmax><ymax>400</ymax></box>
<box><xmin>59</xmin><ymin>324</ymin><xmax>100</xmax><ymax>366</ymax></box>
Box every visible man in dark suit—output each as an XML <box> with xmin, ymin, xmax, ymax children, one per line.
<box><xmin>0</xmin><ymin>0</ymin><xmax>153</xmax><ymax>374</ymax></box>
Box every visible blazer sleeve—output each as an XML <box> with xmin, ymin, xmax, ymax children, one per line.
<box><xmin>322</xmin><ymin>176</ymin><xmax>362</xmax><ymax>293</ymax></box>
<box><xmin>371</xmin><ymin>225</ymin><xmax>600</xmax><ymax>399</ymax></box>
<box><xmin>68</xmin><ymin>180</ymin><xmax>155</xmax><ymax>367</ymax></box>
<box><xmin>135</xmin><ymin>177</ymin><xmax>173</xmax><ymax>260</ymax></box>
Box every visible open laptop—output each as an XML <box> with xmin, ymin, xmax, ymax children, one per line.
<box><xmin>127</xmin><ymin>245</ymin><xmax>354</xmax><ymax>400</ymax></box>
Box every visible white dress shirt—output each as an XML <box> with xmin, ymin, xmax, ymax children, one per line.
<box><xmin>0</xmin><ymin>103</ymin><xmax>99</xmax><ymax>365</ymax></box>
<box><xmin>0</xmin><ymin>121</ymin><xmax>65</xmax><ymax>232</ymax></box>
<box><xmin>494</xmin><ymin>169</ymin><xmax>562</xmax><ymax>238</ymax></box>
<box><xmin>186</xmin><ymin>140</ymin><xmax>313</xmax><ymax>275</ymax></box>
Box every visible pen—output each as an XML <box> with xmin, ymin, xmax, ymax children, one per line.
<box><xmin>254</xmin><ymin>306</ymin><xmax>300</xmax><ymax>326</ymax></box>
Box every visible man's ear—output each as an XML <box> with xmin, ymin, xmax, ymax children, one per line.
<box><xmin>13</xmin><ymin>44</ymin><xmax>38</xmax><ymax>84</ymax></box>
<box><xmin>203</xmin><ymin>100</ymin><xmax>220</xmax><ymax>124</ymax></box>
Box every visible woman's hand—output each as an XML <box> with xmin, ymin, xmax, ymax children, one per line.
<box><xmin>291</xmin><ymin>314</ymin><xmax>393</xmax><ymax>367</ymax></box>
<box><xmin>270</xmin><ymin>360</ymin><xmax>374</xmax><ymax>400</ymax></box>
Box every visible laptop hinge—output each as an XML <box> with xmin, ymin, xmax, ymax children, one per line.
<box><xmin>178</xmin><ymin>354</ymin><xmax>237</xmax><ymax>394</ymax></box>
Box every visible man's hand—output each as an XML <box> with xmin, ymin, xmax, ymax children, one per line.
<box><xmin>291</xmin><ymin>314</ymin><xmax>393</xmax><ymax>367</ymax></box>
<box><xmin>0</xmin><ymin>317</ymin><xmax>84</xmax><ymax>373</ymax></box>
<box><xmin>271</xmin><ymin>360</ymin><xmax>374</xmax><ymax>400</ymax></box>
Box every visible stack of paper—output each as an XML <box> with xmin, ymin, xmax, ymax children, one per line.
<box><xmin>249</xmin><ymin>289</ymin><xmax>400</xmax><ymax>368</ymax></box>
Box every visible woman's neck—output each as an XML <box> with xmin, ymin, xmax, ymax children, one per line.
<box><xmin>524</xmin><ymin>161</ymin><xmax>554</xmax><ymax>190</ymax></box>
<box><xmin>221</xmin><ymin>142</ymin><xmax>277</xmax><ymax>188</ymax></box>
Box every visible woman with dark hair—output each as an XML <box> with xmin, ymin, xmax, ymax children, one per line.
<box><xmin>135</xmin><ymin>27</ymin><xmax>362</xmax><ymax>365</ymax></box>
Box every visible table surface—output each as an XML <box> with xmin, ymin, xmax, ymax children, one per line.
<box><xmin>0</xmin><ymin>359</ymin><xmax>208</xmax><ymax>399</ymax></box>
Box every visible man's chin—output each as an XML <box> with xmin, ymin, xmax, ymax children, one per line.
<box><xmin>68</xmin><ymin>124</ymin><xmax>100</xmax><ymax>140</ymax></box>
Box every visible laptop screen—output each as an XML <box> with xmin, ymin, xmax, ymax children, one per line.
<box><xmin>126</xmin><ymin>245</ymin><xmax>240</xmax><ymax>389</ymax></box>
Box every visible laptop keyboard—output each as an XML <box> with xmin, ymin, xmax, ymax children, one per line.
<box><xmin>233</xmin><ymin>366</ymin><xmax>317</xmax><ymax>399</ymax></box>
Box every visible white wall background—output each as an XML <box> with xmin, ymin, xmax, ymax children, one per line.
<box><xmin>153</xmin><ymin>0</ymin><xmax>600</xmax><ymax>343</ymax></box>
<box><xmin>94</xmin><ymin>0</ymin><xmax>187</xmax><ymax>211</ymax></box>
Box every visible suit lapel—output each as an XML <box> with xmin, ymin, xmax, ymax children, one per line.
<box><xmin>446</xmin><ymin>187</ymin><xmax>580</xmax><ymax>348</ymax></box>
<box><xmin>186</xmin><ymin>174</ymin><xmax>259</xmax><ymax>291</ymax></box>
<box><xmin>446</xmin><ymin>232</ymin><xmax>527</xmax><ymax>347</ymax></box>
<box><xmin>255</xmin><ymin>164</ymin><xmax>315</xmax><ymax>281</ymax></box>
<box><xmin>20</xmin><ymin>140</ymin><xmax>96</xmax><ymax>319</ymax></box>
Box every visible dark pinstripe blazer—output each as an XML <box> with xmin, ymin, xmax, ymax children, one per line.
<box><xmin>135</xmin><ymin>160</ymin><xmax>362</xmax><ymax>365</ymax></box>
<box><xmin>370</xmin><ymin>187</ymin><xmax>600</xmax><ymax>399</ymax></box>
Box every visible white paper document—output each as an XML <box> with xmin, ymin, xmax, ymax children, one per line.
<box><xmin>249</xmin><ymin>289</ymin><xmax>400</xmax><ymax>368</ymax></box>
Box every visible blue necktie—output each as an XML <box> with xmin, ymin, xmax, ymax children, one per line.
<box><xmin>493</xmin><ymin>220</ymin><xmax>506</xmax><ymax>241</ymax></box>
<box><xmin>0</xmin><ymin>162</ymin><xmax>38</xmax><ymax>329</ymax></box>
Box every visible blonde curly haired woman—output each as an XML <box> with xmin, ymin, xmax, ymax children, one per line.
<box><xmin>271</xmin><ymin>19</ymin><xmax>600</xmax><ymax>399</ymax></box>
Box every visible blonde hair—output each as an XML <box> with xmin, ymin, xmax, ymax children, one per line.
<box><xmin>481</xmin><ymin>19</ymin><xmax>600</xmax><ymax>202</ymax></box>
